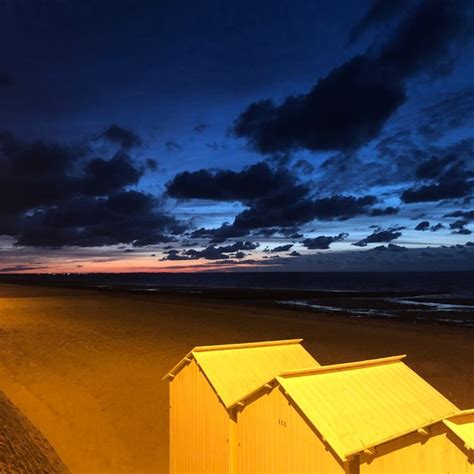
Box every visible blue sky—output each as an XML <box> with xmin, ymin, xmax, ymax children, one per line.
<box><xmin>0</xmin><ymin>0</ymin><xmax>473</xmax><ymax>272</ymax></box>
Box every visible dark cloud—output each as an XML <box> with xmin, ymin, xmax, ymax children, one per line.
<box><xmin>184</xmin><ymin>246</ymin><xmax>233</xmax><ymax>260</ymax></box>
<box><xmin>415</xmin><ymin>154</ymin><xmax>460</xmax><ymax>180</ymax></box>
<box><xmin>453</xmin><ymin>228</ymin><xmax>472</xmax><ymax>235</ymax></box>
<box><xmin>353</xmin><ymin>227</ymin><xmax>403</xmax><ymax>247</ymax></box>
<box><xmin>193</xmin><ymin>123</ymin><xmax>209</xmax><ymax>133</ymax></box>
<box><xmin>168</xmin><ymin>163</ymin><xmax>311</xmax><ymax>236</ymax></box>
<box><xmin>161</xmin><ymin>241</ymin><xmax>258</xmax><ymax>261</ymax></box>
<box><xmin>370</xmin><ymin>243</ymin><xmax>407</xmax><ymax>252</ymax></box>
<box><xmin>319</xmin><ymin>134</ymin><xmax>471</xmax><ymax>202</ymax></box>
<box><xmin>16</xmin><ymin>191</ymin><xmax>184</xmax><ymax>247</ymax></box>
<box><xmin>211</xmin><ymin>258</ymin><xmax>259</xmax><ymax>266</ymax></box>
<box><xmin>449</xmin><ymin>219</ymin><xmax>472</xmax><ymax>235</ymax></box>
<box><xmin>168</xmin><ymin>163</ymin><xmax>378</xmax><ymax>221</ymax></box>
<box><xmin>189</xmin><ymin>227</ymin><xmax>216</xmax><ymax>239</ymax></box>
<box><xmin>430</xmin><ymin>223</ymin><xmax>444</xmax><ymax>232</ymax></box>
<box><xmin>207</xmin><ymin>224</ymin><xmax>249</xmax><ymax>244</ymax></box>
<box><xmin>252</xmin><ymin>227</ymin><xmax>302</xmax><ymax>239</ymax></box>
<box><xmin>0</xmin><ymin>132</ymin><xmax>184</xmax><ymax>247</ymax></box>
<box><xmin>466</xmin><ymin>242</ymin><xmax>474</xmax><ymax>247</ymax></box>
<box><xmin>0</xmin><ymin>133</ymin><xmax>82</xmax><ymax>213</ymax></box>
<box><xmin>167</xmin><ymin>162</ymin><xmax>298</xmax><ymax>202</ymax></box>
<box><xmin>302</xmin><ymin>233</ymin><xmax>348</xmax><ymax>250</ymax></box>
<box><xmin>0</xmin><ymin>213</ymin><xmax>20</xmax><ymax>236</ymax></box>
<box><xmin>80</xmin><ymin>153</ymin><xmax>144</xmax><ymax>196</ymax></box>
<box><xmin>415</xmin><ymin>220</ymin><xmax>430</xmax><ymax>231</ymax></box>
<box><xmin>0</xmin><ymin>264</ymin><xmax>47</xmax><ymax>273</ymax></box>
<box><xmin>165</xmin><ymin>140</ymin><xmax>182</xmax><ymax>152</ymax></box>
<box><xmin>233</xmin><ymin>55</ymin><xmax>406</xmax><ymax>153</ymax></box>
<box><xmin>170</xmin><ymin>162</ymin><xmax>381</xmax><ymax>241</ymax></box>
<box><xmin>288</xmin><ymin>232</ymin><xmax>303</xmax><ymax>239</ymax></box>
<box><xmin>402</xmin><ymin>140</ymin><xmax>474</xmax><ymax>203</ymax></box>
<box><xmin>102</xmin><ymin>125</ymin><xmax>143</xmax><ymax>150</ymax></box>
<box><xmin>0</xmin><ymin>71</ymin><xmax>14</xmax><ymax>87</ymax></box>
<box><xmin>0</xmin><ymin>133</ymin><xmax>152</xmax><ymax>214</ymax></box>
<box><xmin>226</xmin><ymin>194</ymin><xmax>377</xmax><ymax>235</ymax></box>
<box><xmin>269</xmin><ymin>244</ymin><xmax>293</xmax><ymax>253</ymax></box>
<box><xmin>311</xmin><ymin>195</ymin><xmax>377</xmax><ymax>220</ymax></box>
<box><xmin>418</xmin><ymin>87</ymin><xmax>474</xmax><ymax>139</ymax></box>
<box><xmin>217</xmin><ymin>241</ymin><xmax>259</xmax><ymax>252</ymax></box>
<box><xmin>401</xmin><ymin>178</ymin><xmax>473</xmax><ymax>203</ymax></box>
<box><xmin>233</xmin><ymin>0</ymin><xmax>473</xmax><ymax>154</ymax></box>
<box><xmin>146</xmin><ymin>159</ymin><xmax>158</xmax><ymax>171</ymax></box>
<box><xmin>254</xmin><ymin>228</ymin><xmax>279</xmax><ymax>238</ymax></box>
<box><xmin>160</xmin><ymin>242</ymin><xmax>474</xmax><ymax>271</ymax></box>
<box><xmin>266</xmin><ymin>154</ymin><xmax>292</xmax><ymax>167</ymax></box>
<box><xmin>316</xmin><ymin>132</ymin><xmax>420</xmax><ymax>194</ymax></box>
<box><xmin>278</xmin><ymin>228</ymin><xmax>303</xmax><ymax>239</ymax></box>
<box><xmin>231</xmin><ymin>195</ymin><xmax>314</xmax><ymax>230</ymax></box>
<box><xmin>161</xmin><ymin>249</ymin><xmax>190</xmax><ymax>261</ymax></box>
<box><xmin>414</xmin><ymin>145</ymin><xmax>473</xmax><ymax>183</ymax></box>
<box><xmin>370</xmin><ymin>206</ymin><xmax>399</xmax><ymax>216</ymax></box>
<box><xmin>444</xmin><ymin>210</ymin><xmax>474</xmax><ymax>221</ymax></box>
<box><xmin>349</xmin><ymin>0</ymin><xmax>410</xmax><ymax>43</ymax></box>
<box><xmin>293</xmin><ymin>159</ymin><xmax>315</xmax><ymax>174</ymax></box>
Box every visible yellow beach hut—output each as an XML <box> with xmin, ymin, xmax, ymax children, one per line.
<box><xmin>163</xmin><ymin>339</ymin><xmax>318</xmax><ymax>474</ymax></box>
<box><xmin>354</xmin><ymin>407</ymin><xmax>474</xmax><ymax>473</ymax></box>
<box><xmin>234</xmin><ymin>355</ymin><xmax>460</xmax><ymax>474</ymax></box>
<box><xmin>442</xmin><ymin>410</ymin><xmax>474</xmax><ymax>472</ymax></box>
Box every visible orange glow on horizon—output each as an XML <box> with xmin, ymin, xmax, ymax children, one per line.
<box><xmin>10</xmin><ymin>256</ymin><xmax>271</xmax><ymax>274</ymax></box>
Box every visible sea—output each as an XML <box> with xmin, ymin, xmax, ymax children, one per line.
<box><xmin>1</xmin><ymin>271</ymin><xmax>473</xmax><ymax>327</ymax></box>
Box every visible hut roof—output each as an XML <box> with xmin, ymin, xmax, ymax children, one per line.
<box><xmin>274</xmin><ymin>355</ymin><xmax>459</xmax><ymax>461</ymax></box>
<box><xmin>443</xmin><ymin>409</ymin><xmax>474</xmax><ymax>451</ymax></box>
<box><xmin>163</xmin><ymin>339</ymin><xmax>318</xmax><ymax>408</ymax></box>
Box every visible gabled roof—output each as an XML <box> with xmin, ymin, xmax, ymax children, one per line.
<box><xmin>443</xmin><ymin>409</ymin><xmax>474</xmax><ymax>451</ymax></box>
<box><xmin>163</xmin><ymin>339</ymin><xmax>318</xmax><ymax>409</ymax></box>
<box><xmin>275</xmin><ymin>355</ymin><xmax>459</xmax><ymax>461</ymax></box>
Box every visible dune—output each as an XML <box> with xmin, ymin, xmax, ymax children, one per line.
<box><xmin>0</xmin><ymin>283</ymin><xmax>472</xmax><ymax>473</ymax></box>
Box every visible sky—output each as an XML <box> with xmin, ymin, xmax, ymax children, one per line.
<box><xmin>1</xmin><ymin>0</ymin><xmax>474</xmax><ymax>273</ymax></box>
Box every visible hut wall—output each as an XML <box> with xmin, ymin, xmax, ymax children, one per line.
<box><xmin>360</xmin><ymin>423</ymin><xmax>473</xmax><ymax>474</ymax></box>
<box><xmin>236</xmin><ymin>387</ymin><xmax>345</xmax><ymax>474</ymax></box>
<box><xmin>169</xmin><ymin>359</ymin><xmax>230</xmax><ymax>474</ymax></box>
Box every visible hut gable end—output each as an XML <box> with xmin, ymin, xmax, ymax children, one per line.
<box><xmin>164</xmin><ymin>339</ymin><xmax>318</xmax><ymax>409</ymax></box>
<box><xmin>444</xmin><ymin>410</ymin><xmax>474</xmax><ymax>453</ymax></box>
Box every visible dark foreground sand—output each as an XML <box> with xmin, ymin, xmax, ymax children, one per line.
<box><xmin>0</xmin><ymin>389</ymin><xmax>67</xmax><ymax>473</ymax></box>
<box><xmin>0</xmin><ymin>283</ymin><xmax>472</xmax><ymax>473</ymax></box>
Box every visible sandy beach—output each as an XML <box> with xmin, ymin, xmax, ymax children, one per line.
<box><xmin>0</xmin><ymin>283</ymin><xmax>472</xmax><ymax>473</ymax></box>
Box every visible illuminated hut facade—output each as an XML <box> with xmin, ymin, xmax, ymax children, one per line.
<box><xmin>163</xmin><ymin>339</ymin><xmax>318</xmax><ymax>474</ymax></box>
<box><xmin>234</xmin><ymin>355</ymin><xmax>464</xmax><ymax>474</ymax></box>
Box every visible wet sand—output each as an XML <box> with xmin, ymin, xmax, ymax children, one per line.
<box><xmin>0</xmin><ymin>283</ymin><xmax>472</xmax><ymax>473</ymax></box>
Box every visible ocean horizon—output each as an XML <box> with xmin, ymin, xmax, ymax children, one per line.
<box><xmin>2</xmin><ymin>271</ymin><xmax>473</xmax><ymax>328</ymax></box>
<box><xmin>1</xmin><ymin>270</ymin><xmax>473</xmax><ymax>293</ymax></box>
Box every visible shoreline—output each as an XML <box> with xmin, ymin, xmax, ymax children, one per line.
<box><xmin>1</xmin><ymin>279</ymin><xmax>472</xmax><ymax>328</ymax></box>
<box><xmin>0</xmin><ymin>283</ymin><xmax>472</xmax><ymax>472</ymax></box>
